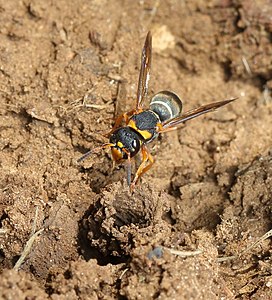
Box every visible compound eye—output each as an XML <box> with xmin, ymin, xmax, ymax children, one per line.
<box><xmin>132</xmin><ymin>139</ymin><xmax>138</xmax><ymax>150</ymax></box>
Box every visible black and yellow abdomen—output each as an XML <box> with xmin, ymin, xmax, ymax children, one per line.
<box><xmin>150</xmin><ymin>91</ymin><xmax>183</xmax><ymax>122</ymax></box>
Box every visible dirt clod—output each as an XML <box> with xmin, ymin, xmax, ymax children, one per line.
<box><xmin>80</xmin><ymin>181</ymin><xmax>169</xmax><ymax>260</ymax></box>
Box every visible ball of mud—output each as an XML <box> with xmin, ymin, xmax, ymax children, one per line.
<box><xmin>79</xmin><ymin>181</ymin><xmax>169</xmax><ymax>260</ymax></box>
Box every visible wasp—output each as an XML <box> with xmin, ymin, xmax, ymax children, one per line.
<box><xmin>78</xmin><ymin>32</ymin><xmax>236</xmax><ymax>190</ymax></box>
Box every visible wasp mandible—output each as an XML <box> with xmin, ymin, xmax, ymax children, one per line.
<box><xmin>78</xmin><ymin>32</ymin><xmax>236</xmax><ymax>190</ymax></box>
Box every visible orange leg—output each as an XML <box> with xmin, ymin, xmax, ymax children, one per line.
<box><xmin>156</xmin><ymin>122</ymin><xmax>177</xmax><ymax>133</ymax></box>
<box><xmin>103</xmin><ymin>110</ymin><xmax>136</xmax><ymax>137</ymax></box>
<box><xmin>130</xmin><ymin>145</ymin><xmax>154</xmax><ymax>191</ymax></box>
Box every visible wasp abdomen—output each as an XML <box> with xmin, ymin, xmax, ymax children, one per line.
<box><xmin>150</xmin><ymin>91</ymin><xmax>183</xmax><ymax>122</ymax></box>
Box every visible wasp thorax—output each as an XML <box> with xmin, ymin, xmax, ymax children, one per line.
<box><xmin>150</xmin><ymin>91</ymin><xmax>183</xmax><ymax>122</ymax></box>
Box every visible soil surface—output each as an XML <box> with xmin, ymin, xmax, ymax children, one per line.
<box><xmin>0</xmin><ymin>0</ymin><xmax>272</xmax><ymax>299</ymax></box>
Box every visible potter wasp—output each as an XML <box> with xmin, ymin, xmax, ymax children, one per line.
<box><xmin>78</xmin><ymin>32</ymin><xmax>236</xmax><ymax>190</ymax></box>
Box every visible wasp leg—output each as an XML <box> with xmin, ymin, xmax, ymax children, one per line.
<box><xmin>103</xmin><ymin>113</ymin><xmax>128</xmax><ymax>137</ymax></box>
<box><xmin>126</xmin><ymin>153</ymin><xmax>132</xmax><ymax>187</ymax></box>
<box><xmin>130</xmin><ymin>145</ymin><xmax>154</xmax><ymax>191</ymax></box>
<box><xmin>103</xmin><ymin>110</ymin><xmax>136</xmax><ymax>137</ymax></box>
<box><xmin>122</xmin><ymin>148</ymin><xmax>132</xmax><ymax>187</ymax></box>
<box><xmin>156</xmin><ymin>123</ymin><xmax>178</xmax><ymax>133</ymax></box>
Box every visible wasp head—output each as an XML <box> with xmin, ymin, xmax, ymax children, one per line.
<box><xmin>109</xmin><ymin>127</ymin><xmax>141</xmax><ymax>162</ymax></box>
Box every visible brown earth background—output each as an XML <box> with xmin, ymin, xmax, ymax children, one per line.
<box><xmin>0</xmin><ymin>0</ymin><xmax>272</xmax><ymax>299</ymax></box>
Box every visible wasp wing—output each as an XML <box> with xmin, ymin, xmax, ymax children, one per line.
<box><xmin>136</xmin><ymin>31</ymin><xmax>152</xmax><ymax>110</ymax></box>
<box><xmin>162</xmin><ymin>98</ymin><xmax>237</xmax><ymax>129</ymax></box>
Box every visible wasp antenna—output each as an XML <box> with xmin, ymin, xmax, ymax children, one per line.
<box><xmin>77</xmin><ymin>150</ymin><xmax>92</xmax><ymax>163</ymax></box>
<box><xmin>77</xmin><ymin>143</ymin><xmax>114</xmax><ymax>163</ymax></box>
